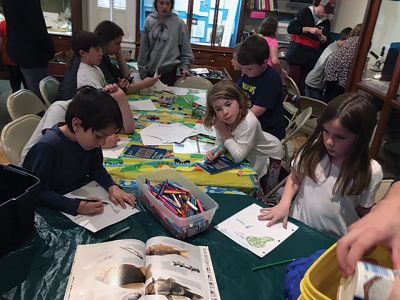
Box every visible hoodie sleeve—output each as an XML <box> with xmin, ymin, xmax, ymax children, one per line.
<box><xmin>138</xmin><ymin>21</ymin><xmax>151</xmax><ymax>79</ymax></box>
<box><xmin>178</xmin><ymin>20</ymin><xmax>194</xmax><ymax>70</ymax></box>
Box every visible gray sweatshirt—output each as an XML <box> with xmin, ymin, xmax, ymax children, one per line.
<box><xmin>137</xmin><ymin>12</ymin><xmax>194</xmax><ymax>79</ymax></box>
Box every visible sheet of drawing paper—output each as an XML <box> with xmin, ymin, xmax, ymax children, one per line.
<box><xmin>129</xmin><ymin>100</ymin><xmax>157</xmax><ymax>111</ymax></box>
<box><xmin>62</xmin><ymin>181</ymin><xmax>139</xmax><ymax>233</ymax></box>
<box><xmin>173</xmin><ymin>139</ymin><xmax>215</xmax><ymax>154</ymax></box>
<box><xmin>192</xmin><ymin>123</ymin><xmax>216</xmax><ymax>138</ymax></box>
<box><xmin>140</xmin><ymin>123</ymin><xmax>198</xmax><ymax>144</ymax></box>
<box><xmin>215</xmin><ymin>203</ymin><xmax>298</xmax><ymax>257</ymax></box>
<box><xmin>102</xmin><ymin>137</ymin><xmax>130</xmax><ymax>159</ymax></box>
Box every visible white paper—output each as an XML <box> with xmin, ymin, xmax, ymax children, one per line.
<box><xmin>140</xmin><ymin>123</ymin><xmax>198</xmax><ymax>144</ymax></box>
<box><xmin>173</xmin><ymin>139</ymin><xmax>215</xmax><ymax>154</ymax></box>
<box><xmin>129</xmin><ymin>99</ymin><xmax>157</xmax><ymax>111</ymax></box>
<box><xmin>152</xmin><ymin>79</ymin><xmax>173</xmax><ymax>92</ymax></box>
<box><xmin>102</xmin><ymin>137</ymin><xmax>130</xmax><ymax>159</ymax></box>
<box><xmin>140</xmin><ymin>134</ymin><xmax>173</xmax><ymax>146</ymax></box>
<box><xmin>192</xmin><ymin>123</ymin><xmax>216</xmax><ymax>138</ymax></box>
<box><xmin>216</xmin><ymin>204</ymin><xmax>299</xmax><ymax>257</ymax></box>
<box><xmin>62</xmin><ymin>181</ymin><xmax>139</xmax><ymax>233</ymax></box>
<box><xmin>192</xmin><ymin>20</ymin><xmax>206</xmax><ymax>38</ymax></box>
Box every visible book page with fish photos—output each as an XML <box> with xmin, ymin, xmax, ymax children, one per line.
<box><xmin>64</xmin><ymin>236</ymin><xmax>221</xmax><ymax>300</ymax></box>
<box><xmin>216</xmin><ymin>204</ymin><xmax>299</xmax><ymax>258</ymax></box>
<box><xmin>62</xmin><ymin>181</ymin><xmax>139</xmax><ymax>233</ymax></box>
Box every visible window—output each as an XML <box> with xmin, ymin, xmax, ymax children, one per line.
<box><xmin>139</xmin><ymin>0</ymin><xmax>243</xmax><ymax>48</ymax></box>
<box><xmin>88</xmin><ymin>0</ymin><xmax>135</xmax><ymax>43</ymax></box>
<box><xmin>97</xmin><ymin>0</ymin><xmax>126</xmax><ymax>9</ymax></box>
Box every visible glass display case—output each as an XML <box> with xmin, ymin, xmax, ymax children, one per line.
<box><xmin>41</xmin><ymin>0</ymin><xmax>82</xmax><ymax>37</ymax></box>
<box><xmin>348</xmin><ymin>0</ymin><xmax>400</xmax><ymax>158</ymax></box>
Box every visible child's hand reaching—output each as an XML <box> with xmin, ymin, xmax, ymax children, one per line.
<box><xmin>142</xmin><ymin>76</ymin><xmax>160</xmax><ymax>89</ymax></box>
<box><xmin>108</xmin><ymin>185</ymin><xmax>136</xmax><ymax>209</ymax></box>
<box><xmin>258</xmin><ymin>201</ymin><xmax>291</xmax><ymax>228</ymax></box>
<box><xmin>102</xmin><ymin>134</ymin><xmax>121</xmax><ymax>149</ymax></box>
<box><xmin>77</xmin><ymin>197</ymin><xmax>105</xmax><ymax>215</ymax></box>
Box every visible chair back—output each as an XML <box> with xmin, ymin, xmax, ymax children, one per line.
<box><xmin>284</xmin><ymin>75</ymin><xmax>301</xmax><ymax>100</ymax></box>
<box><xmin>0</xmin><ymin>114</ymin><xmax>41</xmax><ymax>165</ymax></box>
<box><xmin>7</xmin><ymin>89</ymin><xmax>46</xmax><ymax>120</ymax></box>
<box><xmin>174</xmin><ymin>77</ymin><xmax>213</xmax><ymax>90</ymax></box>
<box><xmin>282</xmin><ymin>107</ymin><xmax>312</xmax><ymax>145</ymax></box>
<box><xmin>375</xmin><ymin>179</ymin><xmax>394</xmax><ymax>204</ymax></box>
<box><xmin>297</xmin><ymin>96</ymin><xmax>327</xmax><ymax>118</ymax></box>
<box><xmin>39</xmin><ymin>76</ymin><xmax>60</xmax><ymax>108</ymax></box>
<box><xmin>297</xmin><ymin>96</ymin><xmax>327</xmax><ymax>135</ymax></box>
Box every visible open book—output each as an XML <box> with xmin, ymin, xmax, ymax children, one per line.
<box><xmin>64</xmin><ymin>236</ymin><xmax>221</xmax><ymax>300</ymax></box>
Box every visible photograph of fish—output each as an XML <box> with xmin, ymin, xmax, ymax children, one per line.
<box><xmin>145</xmin><ymin>277</ymin><xmax>203</xmax><ymax>300</ymax></box>
<box><xmin>96</xmin><ymin>264</ymin><xmax>147</xmax><ymax>289</ymax></box>
<box><xmin>146</xmin><ymin>244</ymin><xmax>189</xmax><ymax>258</ymax></box>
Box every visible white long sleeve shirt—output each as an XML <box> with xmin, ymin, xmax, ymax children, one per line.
<box><xmin>216</xmin><ymin>111</ymin><xmax>283</xmax><ymax>178</ymax></box>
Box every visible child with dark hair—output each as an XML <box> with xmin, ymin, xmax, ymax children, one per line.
<box><xmin>94</xmin><ymin>20</ymin><xmax>159</xmax><ymax>93</ymax></box>
<box><xmin>73</xmin><ymin>31</ymin><xmax>107</xmax><ymax>89</ymax></box>
<box><xmin>23</xmin><ymin>86</ymin><xmax>136</xmax><ymax>216</ymax></box>
<box><xmin>258</xmin><ymin>16</ymin><xmax>285</xmax><ymax>73</ymax></box>
<box><xmin>237</xmin><ymin>35</ymin><xmax>286</xmax><ymax>140</ymax></box>
<box><xmin>137</xmin><ymin>0</ymin><xmax>193</xmax><ymax>85</ymax></box>
<box><xmin>305</xmin><ymin>26</ymin><xmax>352</xmax><ymax>100</ymax></box>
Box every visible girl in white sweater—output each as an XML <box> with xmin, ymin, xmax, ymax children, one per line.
<box><xmin>203</xmin><ymin>80</ymin><xmax>283</xmax><ymax>194</ymax></box>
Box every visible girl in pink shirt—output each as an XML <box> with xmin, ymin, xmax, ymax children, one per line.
<box><xmin>258</xmin><ymin>17</ymin><xmax>286</xmax><ymax>74</ymax></box>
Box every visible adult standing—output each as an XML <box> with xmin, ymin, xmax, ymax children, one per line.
<box><xmin>2</xmin><ymin>0</ymin><xmax>54</xmax><ymax>98</ymax></box>
<box><xmin>137</xmin><ymin>0</ymin><xmax>194</xmax><ymax>86</ymax></box>
<box><xmin>286</xmin><ymin>0</ymin><xmax>334</xmax><ymax>94</ymax></box>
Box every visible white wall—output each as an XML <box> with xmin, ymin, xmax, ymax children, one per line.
<box><xmin>331</xmin><ymin>0</ymin><xmax>369</xmax><ymax>32</ymax></box>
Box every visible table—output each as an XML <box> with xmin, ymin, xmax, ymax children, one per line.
<box><xmin>105</xmin><ymin>88</ymin><xmax>259</xmax><ymax>196</ymax></box>
<box><xmin>0</xmin><ymin>194</ymin><xmax>336</xmax><ymax>300</ymax></box>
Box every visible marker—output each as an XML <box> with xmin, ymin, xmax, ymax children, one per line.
<box><xmin>99</xmin><ymin>226</ymin><xmax>130</xmax><ymax>242</ymax></box>
<box><xmin>251</xmin><ymin>258</ymin><xmax>296</xmax><ymax>271</ymax></box>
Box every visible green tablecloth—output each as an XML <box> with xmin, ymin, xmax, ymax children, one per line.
<box><xmin>0</xmin><ymin>194</ymin><xmax>335</xmax><ymax>300</ymax></box>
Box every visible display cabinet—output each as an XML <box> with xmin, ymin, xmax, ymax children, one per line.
<box><xmin>348</xmin><ymin>0</ymin><xmax>400</xmax><ymax>158</ymax></box>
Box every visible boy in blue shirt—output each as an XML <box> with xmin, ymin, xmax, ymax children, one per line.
<box><xmin>237</xmin><ymin>35</ymin><xmax>286</xmax><ymax>140</ymax></box>
<box><xmin>23</xmin><ymin>86</ymin><xmax>136</xmax><ymax>216</ymax></box>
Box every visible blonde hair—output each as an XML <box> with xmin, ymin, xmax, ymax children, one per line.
<box><xmin>203</xmin><ymin>80</ymin><xmax>248</xmax><ymax>129</ymax></box>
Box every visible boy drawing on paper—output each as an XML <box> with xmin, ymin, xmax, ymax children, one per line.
<box><xmin>204</xmin><ymin>80</ymin><xmax>283</xmax><ymax>195</ymax></box>
<box><xmin>237</xmin><ymin>35</ymin><xmax>286</xmax><ymax>140</ymax></box>
<box><xmin>21</xmin><ymin>83</ymin><xmax>135</xmax><ymax>164</ymax></box>
<box><xmin>23</xmin><ymin>86</ymin><xmax>136</xmax><ymax>216</ymax></box>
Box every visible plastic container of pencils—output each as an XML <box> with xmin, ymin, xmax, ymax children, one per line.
<box><xmin>136</xmin><ymin>169</ymin><xmax>219</xmax><ymax>239</ymax></box>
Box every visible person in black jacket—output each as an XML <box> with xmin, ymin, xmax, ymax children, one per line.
<box><xmin>286</xmin><ymin>0</ymin><xmax>335</xmax><ymax>94</ymax></box>
<box><xmin>2</xmin><ymin>0</ymin><xmax>54</xmax><ymax>98</ymax></box>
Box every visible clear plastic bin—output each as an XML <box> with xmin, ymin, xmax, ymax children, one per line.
<box><xmin>136</xmin><ymin>169</ymin><xmax>219</xmax><ymax>239</ymax></box>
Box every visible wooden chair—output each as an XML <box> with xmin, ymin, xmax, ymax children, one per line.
<box><xmin>0</xmin><ymin>114</ymin><xmax>41</xmax><ymax>165</ymax></box>
<box><xmin>6</xmin><ymin>89</ymin><xmax>46</xmax><ymax>120</ymax></box>
<box><xmin>174</xmin><ymin>77</ymin><xmax>213</xmax><ymax>90</ymax></box>
<box><xmin>39</xmin><ymin>76</ymin><xmax>60</xmax><ymax>108</ymax></box>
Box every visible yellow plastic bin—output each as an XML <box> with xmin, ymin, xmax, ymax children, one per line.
<box><xmin>299</xmin><ymin>243</ymin><xmax>392</xmax><ymax>300</ymax></box>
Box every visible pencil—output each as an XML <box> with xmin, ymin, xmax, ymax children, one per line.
<box><xmin>99</xmin><ymin>226</ymin><xmax>131</xmax><ymax>242</ymax></box>
<box><xmin>81</xmin><ymin>198</ymin><xmax>109</xmax><ymax>205</ymax></box>
<box><xmin>251</xmin><ymin>258</ymin><xmax>296</xmax><ymax>271</ymax></box>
